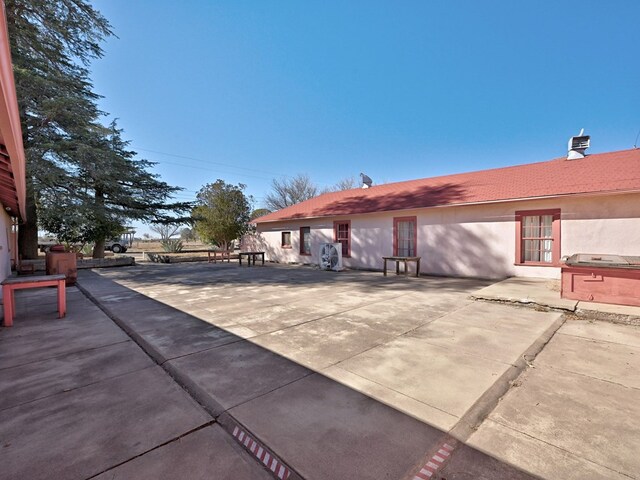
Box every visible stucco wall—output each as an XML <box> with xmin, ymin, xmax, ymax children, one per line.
<box><xmin>251</xmin><ymin>192</ymin><xmax>640</xmax><ymax>280</ymax></box>
<box><xmin>0</xmin><ymin>208</ymin><xmax>12</xmax><ymax>293</ymax></box>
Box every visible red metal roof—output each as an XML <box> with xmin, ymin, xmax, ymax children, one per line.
<box><xmin>256</xmin><ymin>148</ymin><xmax>640</xmax><ymax>223</ymax></box>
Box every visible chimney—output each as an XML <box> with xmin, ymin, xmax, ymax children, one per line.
<box><xmin>567</xmin><ymin>129</ymin><xmax>590</xmax><ymax>159</ymax></box>
<box><xmin>360</xmin><ymin>173</ymin><xmax>373</xmax><ymax>189</ymax></box>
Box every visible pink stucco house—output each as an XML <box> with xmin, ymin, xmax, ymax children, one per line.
<box><xmin>250</xmin><ymin>140</ymin><xmax>640</xmax><ymax>280</ymax></box>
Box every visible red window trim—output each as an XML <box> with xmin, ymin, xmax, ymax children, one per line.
<box><xmin>393</xmin><ymin>216</ymin><xmax>417</xmax><ymax>257</ymax></box>
<box><xmin>333</xmin><ymin>220</ymin><xmax>351</xmax><ymax>258</ymax></box>
<box><xmin>299</xmin><ymin>226</ymin><xmax>311</xmax><ymax>256</ymax></box>
<box><xmin>515</xmin><ymin>209</ymin><xmax>561</xmax><ymax>266</ymax></box>
<box><xmin>281</xmin><ymin>231</ymin><xmax>292</xmax><ymax>249</ymax></box>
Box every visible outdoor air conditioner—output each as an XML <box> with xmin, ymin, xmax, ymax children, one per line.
<box><xmin>319</xmin><ymin>243</ymin><xmax>344</xmax><ymax>271</ymax></box>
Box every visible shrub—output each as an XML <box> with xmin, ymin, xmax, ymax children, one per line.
<box><xmin>161</xmin><ymin>239</ymin><xmax>183</xmax><ymax>253</ymax></box>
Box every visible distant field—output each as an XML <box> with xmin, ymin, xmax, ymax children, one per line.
<box><xmin>32</xmin><ymin>240</ymin><xmax>217</xmax><ymax>258</ymax></box>
<box><xmin>128</xmin><ymin>240</ymin><xmax>211</xmax><ymax>253</ymax></box>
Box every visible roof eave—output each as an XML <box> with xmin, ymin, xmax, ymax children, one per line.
<box><xmin>0</xmin><ymin>3</ymin><xmax>27</xmax><ymax>221</ymax></box>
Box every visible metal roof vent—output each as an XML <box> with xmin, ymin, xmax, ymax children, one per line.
<box><xmin>567</xmin><ymin>129</ymin><xmax>590</xmax><ymax>159</ymax></box>
<box><xmin>360</xmin><ymin>172</ymin><xmax>373</xmax><ymax>189</ymax></box>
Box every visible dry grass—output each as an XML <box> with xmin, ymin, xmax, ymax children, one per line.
<box><xmin>128</xmin><ymin>240</ymin><xmax>210</xmax><ymax>253</ymax></box>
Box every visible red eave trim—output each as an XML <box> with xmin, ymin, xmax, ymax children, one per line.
<box><xmin>0</xmin><ymin>2</ymin><xmax>27</xmax><ymax>220</ymax></box>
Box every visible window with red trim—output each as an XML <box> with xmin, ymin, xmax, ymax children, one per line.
<box><xmin>333</xmin><ymin>221</ymin><xmax>350</xmax><ymax>257</ymax></box>
<box><xmin>393</xmin><ymin>216</ymin><xmax>417</xmax><ymax>257</ymax></box>
<box><xmin>300</xmin><ymin>227</ymin><xmax>311</xmax><ymax>255</ymax></box>
<box><xmin>281</xmin><ymin>231</ymin><xmax>292</xmax><ymax>248</ymax></box>
<box><xmin>515</xmin><ymin>209</ymin><xmax>561</xmax><ymax>265</ymax></box>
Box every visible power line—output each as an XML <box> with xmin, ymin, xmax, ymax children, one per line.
<box><xmin>136</xmin><ymin>147</ymin><xmax>291</xmax><ymax>179</ymax></box>
<box><xmin>149</xmin><ymin>159</ymin><xmax>277</xmax><ymax>182</ymax></box>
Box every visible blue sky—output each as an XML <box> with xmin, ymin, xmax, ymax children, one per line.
<box><xmin>90</xmin><ymin>1</ymin><xmax>640</xmax><ymax>236</ymax></box>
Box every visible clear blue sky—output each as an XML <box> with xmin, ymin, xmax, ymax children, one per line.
<box><xmin>90</xmin><ymin>0</ymin><xmax>640</xmax><ymax>236</ymax></box>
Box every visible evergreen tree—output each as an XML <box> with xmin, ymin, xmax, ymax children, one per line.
<box><xmin>6</xmin><ymin>0</ymin><xmax>112</xmax><ymax>258</ymax></box>
<box><xmin>6</xmin><ymin>1</ymin><xmax>188</xmax><ymax>258</ymax></box>
<box><xmin>38</xmin><ymin>121</ymin><xmax>191</xmax><ymax>258</ymax></box>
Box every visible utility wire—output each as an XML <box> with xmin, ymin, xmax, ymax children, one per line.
<box><xmin>149</xmin><ymin>160</ymin><xmax>276</xmax><ymax>181</ymax></box>
<box><xmin>136</xmin><ymin>147</ymin><xmax>291</xmax><ymax>179</ymax></box>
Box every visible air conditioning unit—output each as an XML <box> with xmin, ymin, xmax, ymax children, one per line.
<box><xmin>319</xmin><ymin>243</ymin><xmax>344</xmax><ymax>271</ymax></box>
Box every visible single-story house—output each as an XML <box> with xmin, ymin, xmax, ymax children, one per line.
<box><xmin>0</xmin><ymin>5</ymin><xmax>27</xmax><ymax>283</ymax></box>
<box><xmin>248</xmin><ymin>138</ymin><xmax>640</xmax><ymax>280</ymax></box>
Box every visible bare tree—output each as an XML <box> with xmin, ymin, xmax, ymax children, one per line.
<box><xmin>332</xmin><ymin>176</ymin><xmax>358</xmax><ymax>191</ymax></box>
<box><xmin>150</xmin><ymin>223</ymin><xmax>181</xmax><ymax>241</ymax></box>
<box><xmin>265</xmin><ymin>174</ymin><xmax>320</xmax><ymax>211</ymax></box>
<box><xmin>265</xmin><ymin>174</ymin><xmax>362</xmax><ymax>211</ymax></box>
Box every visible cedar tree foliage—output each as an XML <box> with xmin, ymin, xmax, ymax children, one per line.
<box><xmin>6</xmin><ymin>0</ymin><xmax>188</xmax><ymax>258</ymax></box>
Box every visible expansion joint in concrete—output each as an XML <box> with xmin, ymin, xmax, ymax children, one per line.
<box><xmin>85</xmin><ymin>421</ymin><xmax>216</xmax><ymax>480</ymax></box>
<box><xmin>470</xmin><ymin>296</ymin><xmax>577</xmax><ymax>313</ymax></box>
<box><xmin>487</xmin><ymin>418</ymin><xmax>637</xmax><ymax>480</ymax></box>
<box><xmin>448</xmin><ymin>313</ymin><xmax>568</xmax><ymax>442</ymax></box>
<box><xmin>77</xmin><ymin>280</ymin><xmax>305</xmax><ymax>480</ymax></box>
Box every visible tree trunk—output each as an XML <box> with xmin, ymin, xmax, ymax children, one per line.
<box><xmin>18</xmin><ymin>183</ymin><xmax>39</xmax><ymax>259</ymax></box>
<box><xmin>92</xmin><ymin>188</ymin><xmax>105</xmax><ymax>258</ymax></box>
<box><xmin>92</xmin><ymin>237</ymin><xmax>105</xmax><ymax>259</ymax></box>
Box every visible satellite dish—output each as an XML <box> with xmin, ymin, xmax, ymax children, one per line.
<box><xmin>360</xmin><ymin>173</ymin><xmax>373</xmax><ymax>188</ymax></box>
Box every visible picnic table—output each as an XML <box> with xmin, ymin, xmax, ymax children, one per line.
<box><xmin>382</xmin><ymin>256</ymin><xmax>421</xmax><ymax>277</ymax></box>
<box><xmin>238</xmin><ymin>251</ymin><xmax>265</xmax><ymax>266</ymax></box>
<box><xmin>207</xmin><ymin>250</ymin><xmax>232</xmax><ymax>264</ymax></box>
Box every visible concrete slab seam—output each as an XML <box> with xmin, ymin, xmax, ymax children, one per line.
<box><xmin>533</xmin><ymin>362</ymin><xmax>640</xmax><ymax>392</ymax></box>
<box><xmin>0</xmin><ymin>364</ymin><xmax>156</xmax><ymax>414</ymax></box>
<box><xmin>412</xmin><ymin>440</ymin><xmax>457</xmax><ymax>480</ymax></box>
<box><xmin>486</xmin><ymin>418</ymin><xmax>636</xmax><ymax>479</ymax></box>
<box><xmin>77</xmin><ymin>279</ymin><xmax>241</xmax><ymax>365</ymax></box>
<box><xmin>231</xmin><ymin>424</ymin><xmax>292</xmax><ymax>480</ymax></box>
<box><xmin>77</xmin><ymin>281</ymin><xmax>233</xmax><ymax>419</ymax></box>
<box><xmin>329</xmin><ymin>365</ymin><xmax>456</xmax><ymax>418</ymax></box>
<box><xmin>572</xmin><ymin>309</ymin><xmax>640</xmax><ymax>326</ymax></box>
<box><xmin>257</xmin><ymin>291</ymin><xmax>412</xmax><ymax>336</ymax></box>
<box><xmin>85</xmin><ymin>421</ymin><xmax>216</xmax><ymax>479</ymax></box>
<box><xmin>0</xmin><ymin>338</ymin><xmax>131</xmax><ymax>372</ymax></box>
<box><xmin>76</xmin><ymin>282</ymin><xmax>167</xmax><ymax>365</ymax></box>
<box><xmin>449</xmin><ymin>313</ymin><xmax>567</xmax><ymax>441</ymax></box>
<box><xmin>156</xmin><ymin>335</ymin><xmax>247</xmax><ymax>365</ymax></box>
<box><xmin>557</xmin><ymin>329</ymin><xmax>640</xmax><ymax>349</ymax></box>
<box><xmin>469</xmin><ymin>296</ymin><xmax>577</xmax><ymax>313</ymax></box>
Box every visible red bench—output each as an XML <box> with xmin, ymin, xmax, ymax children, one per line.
<box><xmin>2</xmin><ymin>274</ymin><xmax>66</xmax><ymax>327</ymax></box>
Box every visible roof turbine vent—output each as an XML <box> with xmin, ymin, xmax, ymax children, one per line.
<box><xmin>567</xmin><ymin>129</ymin><xmax>590</xmax><ymax>160</ymax></box>
<box><xmin>360</xmin><ymin>172</ymin><xmax>373</xmax><ymax>189</ymax></box>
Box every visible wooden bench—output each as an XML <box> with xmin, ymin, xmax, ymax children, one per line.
<box><xmin>382</xmin><ymin>256</ymin><xmax>421</xmax><ymax>277</ymax></box>
<box><xmin>238</xmin><ymin>251</ymin><xmax>265</xmax><ymax>266</ymax></box>
<box><xmin>2</xmin><ymin>274</ymin><xmax>66</xmax><ymax>327</ymax></box>
<box><xmin>207</xmin><ymin>250</ymin><xmax>232</xmax><ymax>264</ymax></box>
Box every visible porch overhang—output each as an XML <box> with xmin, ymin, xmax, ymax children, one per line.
<box><xmin>0</xmin><ymin>1</ymin><xmax>27</xmax><ymax>221</ymax></box>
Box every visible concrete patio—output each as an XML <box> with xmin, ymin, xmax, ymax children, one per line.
<box><xmin>0</xmin><ymin>286</ymin><xmax>272</xmax><ymax>480</ymax></box>
<box><xmin>2</xmin><ymin>262</ymin><xmax>639</xmax><ymax>479</ymax></box>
